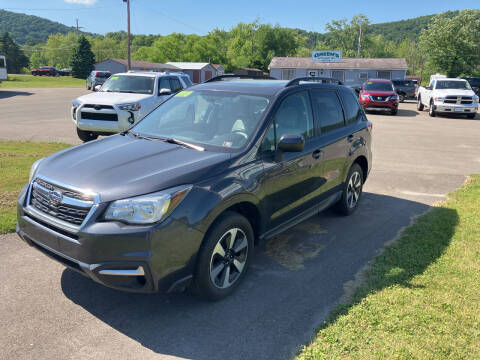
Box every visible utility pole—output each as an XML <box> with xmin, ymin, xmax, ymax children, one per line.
<box><xmin>123</xmin><ymin>0</ymin><xmax>131</xmax><ymax>70</ymax></box>
<box><xmin>357</xmin><ymin>22</ymin><xmax>362</xmax><ymax>58</ymax></box>
<box><xmin>75</xmin><ymin>18</ymin><xmax>83</xmax><ymax>33</ymax></box>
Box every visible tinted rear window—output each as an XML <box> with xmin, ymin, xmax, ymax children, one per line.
<box><xmin>392</xmin><ymin>80</ymin><xmax>413</xmax><ymax>86</ymax></box>
<box><xmin>311</xmin><ymin>90</ymin><xmax>345</xmax><ymax>133</ymax></box>
<box><xmin>96</xmin><ymin>72</ymin><xmax>111</xmax><ymax>78</ymax></box>
<box><xmin>341</xmin><ymin>90</ymin><xmax>362</xmax><ymax>125</ymax></box>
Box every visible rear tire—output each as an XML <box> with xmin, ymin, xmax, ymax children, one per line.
<box><xmin>429</xmin><ymin>100</ymin><xmax>436</xmax><ymax>117</ymax></box>
<box><xmin>76</xmin><ymin>128</ymin><xmax>98</xmax><ymax>142</ymax></box>
<box><xmin>191</xmin><ymin>211</ymin><xmax>253</xmax><ymax>301</ymax></box>
<box><xmin>417</xmin><ymin>96</ymin><xmax>424</xmax><ymax>111</ymax></box>
<box><xmin>398</xmin><ymin>93</ymin><xmax>405</xmax><ymax>103</ymax></box>
<box><xmin>335</xmin><ymin>163</ymin><xmax>364</xmax><ymax>216</ymax></box>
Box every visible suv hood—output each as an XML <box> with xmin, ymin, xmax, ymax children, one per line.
<box><xmin>363</xmin><ymin>90</ymin><xmax>396</xmax><ymax>96</ymax></box>
<box><xmin>35</xmin><ymin>134</ymin><xmax>231</xmax><ymax>202</ymax></box>
<box><xmin>76</xmin><ymin>91</ymin><xmax>153</xmax><ymax>105</ymax></box>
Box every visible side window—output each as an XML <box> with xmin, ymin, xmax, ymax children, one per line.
<box><xmin>260</xmin><ymin>123</ymin><xmax>276</xmax><ymax>153</ymax></box>
<box><xmin>311</xmin><ymin>90</ymin><xmax>345</xmax><ymax>133</ymax></box>
<box><xmin>182</xmin><ymin>75</ymin><xmax>193</xmax><ymax>87</ymax></box>
<box><xmin>159</xmin><ymin>78</ymin><xmax>171</xmax><ymax>92</ymax></box>
<box><xmin>341</xmin><ymin>90</ymin><xmax>362</xmax><ymax>125</ymax></box>
<box><xmin>170</xmin><ymin>78</ymin><xmax>183</xmax><ymax>93</ymax></box>
<box><xmin>274</xmin><ymin>91</ymin><xmax>314</xmax><ymax>141</ymax></box>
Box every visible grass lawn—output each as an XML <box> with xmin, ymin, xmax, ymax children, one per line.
<box><xmin>298</xmin><ymin>175</ymin><xmax>480</xmax><ymax>359</ymax></box>
<box><xmin>0</xmin><ymin>74</ymin><xmax>84</xmax><ymax>88</ymax></box>
<box><xmin>0</xmin><ymin>141</ymin><xmax>70</xmax><ymax>234</ymax></box>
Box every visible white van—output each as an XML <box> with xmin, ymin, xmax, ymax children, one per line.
<box><xmin>0</xmin><ymin>55</ymin><xmax>7</xmax><ymax>82</ymax></box>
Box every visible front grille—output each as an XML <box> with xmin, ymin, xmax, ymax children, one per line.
<box><xmin>29</xmin><ymin>179</ymin><xmax>93</xmax><ymax>226</ymax></box>
<box><xmin>83</xmin><ymin>104</ymin><xmax>114</xmax><ymax>110</ymax></box>
<box><xmin>81</xmin><ymin>112</ymin><xmax>118</xmax><ymax>121</ymax></box>
<box><xmin>444</xmin><ymin>96</ymin><xmax>473</xmax><ymax>104</ymax></box>
<box><xmin>371</xmin><ymin>96</ymin><xmax>387</xmax><ymax>101</ymax></box>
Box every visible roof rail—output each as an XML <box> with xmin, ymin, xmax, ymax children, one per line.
<box><xmin>204</xmin><ymin>74</ymin><xmax>276</xmax><ymax>83</ymax></box>
<box><xmin>285</xmin><ymin>77</ymin><xmax>343</xmax><ymax>87</ymax></box>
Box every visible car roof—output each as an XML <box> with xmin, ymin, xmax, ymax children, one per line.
<box><xmin>113</xmin><ymin>71</ymin><xmax>188</xmax><ymax>78</ymax></box>
<box><xmin>366</xmin><ymin>78</ymin><xmax>393</xmax><ymax>83</ymax></box>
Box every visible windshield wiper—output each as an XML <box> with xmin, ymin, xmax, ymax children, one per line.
<box><xmin>130</xmin><ymin>131</ymin><xmax>162</xmax><ymax>141</ymax></box>
<box><xmin>163</xmin><ymin>138</ymin><xmax>205</xmax><ymax>151</ymax></box>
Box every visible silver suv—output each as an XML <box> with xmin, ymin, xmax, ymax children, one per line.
<box><xmin>72</xmin><ymin>71</ymin><xmax>193</xmax><ymax>142</ymax></box>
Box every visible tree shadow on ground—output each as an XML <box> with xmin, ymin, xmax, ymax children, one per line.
<box><xmin>60</xmin><ymin>192</ymin><xmax>453</xmax><ymax>360</ymax></box>
<box><xmin>0</xmin><ymin>90</ymin><xmax>33</xmax><ymax>99</ymax></box>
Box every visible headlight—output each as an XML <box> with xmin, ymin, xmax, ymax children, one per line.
<box><xmin>104</xmin><ymin>185</ymin><xmax>191</xmax><ymax>224</ymax></box>
<box><xmin>361</xmin><ymin>94</ymin><xmax>369</xmax><ymax>100</ymax></box>
<box><xmin>72</xmin><ymin>99</ymin><xmax>81</xmax><ymax>107</ymax></box>
<box><xmin>389</xmin><ymin>95</ymin><xmax>399</xmax><ymax>101</ymax></box>
<box><xmin>118</xmin><ymin>103</ymin><xmax>141</xmax><ymax>111</ymax></box>
<box><xmin>434</xmin><ymin>97</ymin><xmax>445</xmax><ymax>102</ymax></box>
<box><xmin>473</xmin><ymin>95</ymin><xmax>479</xmax><ymax>103</ymax></box>
<box><xmin>29</xmin><ymin>158</ymin><xmax>44</xmax><ymax>182</ymax></box>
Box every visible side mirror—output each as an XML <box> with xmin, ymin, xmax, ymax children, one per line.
<box><xmin>278</xmin><ymin>134</ymin><xmax>305</xmax><ymax>152</ymax></box>
<box><xmin>159</xmin><ymin>88</ymin><xmax>171</xmax><ymax>96</ymax></box>
<box><xmin>94</xmin><ymin>85</ymin><xmax>101</xmax><ymax>91</ymax></box>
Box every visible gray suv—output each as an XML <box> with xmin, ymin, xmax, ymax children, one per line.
<box><xmin>86</xmin><ymin>71</ymin><xmax>112</xmax><ymax>90</ymax></box>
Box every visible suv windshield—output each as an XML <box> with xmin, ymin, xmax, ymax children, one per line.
<box><xmin>436</xmin><ymin>81</ymin><xmax>471</xmax><ymax>90</ymax></box>
<box><xmin>133</xmin><ymin>90</ymin><xmax>270</xmax><ymax>150</ymax></box>
<box><xmin>101</xmin><ymin>75</ymin><xmax>155</xmax><ymax>94</ymax></box>
<box><xmin>365</xmin><ymin>82</ymin><xmax>394</xmax><ymax>91</ymax></box>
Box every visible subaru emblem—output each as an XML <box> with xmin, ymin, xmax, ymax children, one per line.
<box><xmin>49</xmin><ymin>191</ymin><xmax>63</xmax><ymax>206</ymax></box>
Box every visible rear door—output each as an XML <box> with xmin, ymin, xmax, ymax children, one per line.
<box><xmin>310</xmin><ymin>88</ymin><xmax>350</xmax><ymax>195</ymax></box>
<box><xmin>259</xmin><ymin>90</ymin><xmax>325</xmax><ymax>230</ymax></box>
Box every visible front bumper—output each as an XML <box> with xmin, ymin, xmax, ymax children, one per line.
<box><xmin>433</xmin><ymin>102</ymin><xmax>478</xmax><ymax>114</ymax></box>
<box><xmin>72</xmin><ymin>104</ymin><xmax>140</xmax><ymax>134</ymax></box>
<box><xmin>16</xmin><ymin>183</ymin><xmax>204</xmax><ymax>293</ymax></box>
<box><xmin>361</xmin><ymin>99</ymin><xmax>398</xmax><ymax>110</ymax></box>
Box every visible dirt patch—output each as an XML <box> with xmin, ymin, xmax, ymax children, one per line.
<box><xmin>0</xmin><ymin>191</ymin><xmax>19</xmax><ymax>209</ymax></box>
<box><xmin>265</xmin><ymin>219</ymin><xmax>328</xmax><ymax>270</ymax></box>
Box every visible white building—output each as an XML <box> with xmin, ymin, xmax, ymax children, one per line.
<box><xmin>269</xmin><ymin>57</ymin><xmax>408</xmax><ymax>87</ymax></box>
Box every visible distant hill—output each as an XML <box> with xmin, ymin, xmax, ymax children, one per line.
<box><xmin>0</xmin><ymin>9</ymin><xmax>93</xmax><ymax>45</ymax></box>
<box><xmin>296</xmin><ymin>10</ymin><xmax>461</xmax><ymax>48</ymax></box>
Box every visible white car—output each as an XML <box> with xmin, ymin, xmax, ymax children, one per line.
<box><xmin>0</xmin><ymin>55</ymin><xmax>7</xmax><ymax>82</ymax></box>
<box><xmin>72</xmin><ymin>71</ymin><xmax>193</xmax><ymax>142</ymax></box>
<box><xmin>417</xmin><ymin>77</ymin><xmax>479</xmax><ymax>118</ymax></box>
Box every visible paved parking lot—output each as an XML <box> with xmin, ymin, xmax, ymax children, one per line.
<box><xmin>1</xmin><ymin>90</ymin><xmax>480</xmax><ymax>359</ymax></box>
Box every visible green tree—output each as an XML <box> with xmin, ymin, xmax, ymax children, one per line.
<box><xmin>419</xmin><ymin>10</ymin><xmax>480</xmax><ymax>77</ymax></box>
<box><xmin>70</xmin><ymin>35</ymin><xmax>95</xmax><ymax>79</ymax></box>
<box><xmin>0</xmin><ymin>32</ymin><xmax>29</xmax><ymax>73</ymax></box>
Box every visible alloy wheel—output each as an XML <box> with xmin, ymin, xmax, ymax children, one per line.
<box><xmin>346</xmin><ymin>171</ymin><xmax>362</xmax><ymax>209</ymax></box>
<box><xmin>209</xmin><ymin>228</ymin><xmax>249</xmax><ymax>289</ymax></box>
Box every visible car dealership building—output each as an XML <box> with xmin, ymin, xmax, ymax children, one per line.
<box><xmin>269</xmin><ymin>56</ymin><xmax>408</xmax><ymax>88</ymax></box>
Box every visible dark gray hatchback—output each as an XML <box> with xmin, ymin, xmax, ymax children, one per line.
<box><xmin>17</xmin><ymin>77</ymin><xmax>372</xmax><ymax>300</ymax></box>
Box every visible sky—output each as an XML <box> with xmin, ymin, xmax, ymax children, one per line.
<box><xmin>1</xmin><ymin>0</ymin><xmax>479</xmax><ymax>36</ymax></box>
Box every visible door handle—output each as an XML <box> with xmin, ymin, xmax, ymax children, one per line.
<box><xmin>347</xmin><ymin>135</ymin><xmax>354</xmax><ymax>143</ymax></box>
<box><xmin>312</xmin><ymin>149</ymin><xmax>322</xmax><ymax>159</ymax></box>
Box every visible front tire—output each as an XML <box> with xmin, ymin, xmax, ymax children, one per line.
<box><xmin>76</xmin><ymin>128</ymin><xmax>98</xmax><ymax>142</ymax></box>
<box><xmin>398</xmin><ymin>93</ymin><xmax>405</xmax><ymax>103</ymax></box>
<box><xmin>192</xmin><ymin>211</ymin><xmax>253</xmax><ymax>301</ymax></box>
<box><xmin>390</xmin><ymin>108</ymin><xmax>398</xmax><ymax>115</ymax></box>
<box><xmin>417</xmin><ymin>96</ymin><xmax>424</xmax><ymax>111</ymax></box>
<box><xmin>335</xmin><ymin>163</ymin><xmax>364</xmax><ymax>216</ymax></box>
<box><xmin>466</xmin><ymin>113</ymin><xmax>476</xmax><ymax>119</ymax></box>
<box><xmin>429</xmin><ymin>100</ymin><xmax>436</xmax><ymax>117</ymax></box>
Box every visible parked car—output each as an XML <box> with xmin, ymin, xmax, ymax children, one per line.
<box><xmin>461</xmin><ymin>77</ymin><xmax>480</xmax><ymax>96</ymax></box>
<box><xmin>359</xmin><ymin>79</ymin><xmax>399</xmax><ymax>115</ymax></box>
<box><xmin>59</xmin><ymin>68</ymin><xmax>71</xmax><ymax>76</ymax></box>
<box><xmin>0</xmin><ymin>55</ymin><xmax>7</xmax><ymax>82</ymax></box>
<box><xmin>31</xmin><ymin>66</ymin><xmax>60</xmax><ymax>76</ymax></box>
<box><xmin>86</xmin><ymin>71</ymin><xmax>112</xmax><ymax>90</ymax></box>
<box><xmin>392</xmin><ymin>79</ymin><xmax>416</xmax><ymax>102</ymax></box>
<box><xmin>17</xmin><ymin>76</ymin><xmax>372</xmax><ymax>300</ymax></box>
<box><xmin>72</xmin><ymin>71</ymin><xmax>192</xmax><ymax>142</ymax></box>
<box><xmin>417</xmin><ymin>78</ymin><xmax>479</xmax><ymax>118</ymax></box>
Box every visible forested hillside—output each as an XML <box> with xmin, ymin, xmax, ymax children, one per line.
<box><xmin>0</xmin><ymin>9</ymin><xmax>92</xmax><ymax>45</ymax></box>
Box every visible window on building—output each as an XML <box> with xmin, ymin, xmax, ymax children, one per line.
<box><xmin>377</xmin><ymin>71</ymin><xmax>391</xmax><ymax>79</ymax></box>
<box><xmin>282</xmin><ymin>69</ymin><xmax>296</xmax><ymax>80</ymax></box>
<box><xmin>311</xmin><ymin>90</ymin><xmax>345</xmax><ymax>133</ymax></box>
<box><xmin>332</xmin><ymin>70</ymin><xmax>345</xmax><ymax>82</ymax></box>
<box><xmin>359</xmin><ymin>72</ymin><xmax>368</xmax><ymax>81</ymax></box>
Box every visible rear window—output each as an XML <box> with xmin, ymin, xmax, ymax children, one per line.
<box><xmin>311</xmin><ymin>90</ymin><xmax>345</xmax><ymax>133</ymax></box>
<box><xmin>96</xmin><ymin>72</ymin><xmax>111</xmax><ymax>78</ymax></box>
<box><xmin>341</xmin><ymin>90</ymin><xmax>362</xmax><ymax>125</ymax></box>
<box><xmin>392</xmin><ymin>80</ymin><xmax>412</xmax><ymax>86</ymax></box>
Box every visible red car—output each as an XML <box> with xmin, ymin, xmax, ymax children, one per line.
<box><xmin>359</xmin><ymin>79</ymin><xmax>399</xmax><ymax>115</ymax></box>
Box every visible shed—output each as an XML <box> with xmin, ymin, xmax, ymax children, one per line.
<box><xmin>212</xmin><ymin>64</ymin><xmax>225</xmax><ymax>76</ymax></box>
<box><xmin>166</xmin><ymin>62</ymin><xmax>218</xmax><ymax>83</ymax></box>
<box><xmin>269</xmin><ymin>57</ymin><xmax>408</xmax><ymax>87</ymax></box>
<box><xmin>94</xmin><ymin>58</ymin><xmax>180</xmax><ymax>74</ymax></box>
<box><xmin>233</xmin><ymin>68</ymin><xmax>264</xmax><ymax>77</ymax></box>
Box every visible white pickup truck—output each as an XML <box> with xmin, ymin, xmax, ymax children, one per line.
<box><xmin>72</xmin><ymin>71</ymin><xmax>193</xmax><ymax>142</ymax></box>
<box><xmin>417</xmin><ymin>76</ymin><xmax>479</xmax><ymax>118</ymax></box>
